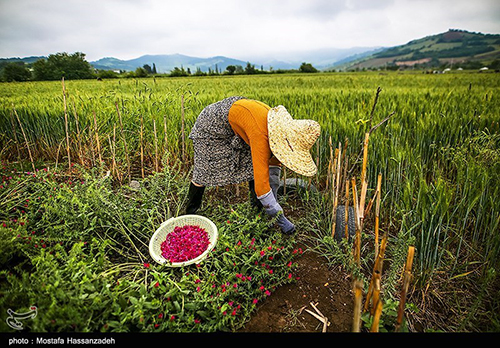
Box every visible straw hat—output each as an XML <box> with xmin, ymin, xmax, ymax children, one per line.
<box><xmin>267</xmin><ymin>105</ymin><xmax>321</xmax><ymax>177</ymax></box>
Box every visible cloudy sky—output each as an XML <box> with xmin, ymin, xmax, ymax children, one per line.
<box><xmin>1</xmin><ymin>0</ymin><xmax>499</xmax><ymax>62</ymax></box>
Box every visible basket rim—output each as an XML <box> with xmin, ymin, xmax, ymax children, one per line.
<box><xmin>148</xmin><ymin>214</ymin><xmax>218</xmax><ymax>267</ymax></box>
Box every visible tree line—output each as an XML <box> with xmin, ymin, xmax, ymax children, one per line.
<box><xmin>1</xmin><ymin>52</ymin><xmax>320</xmax><ymax>82</ymax></box>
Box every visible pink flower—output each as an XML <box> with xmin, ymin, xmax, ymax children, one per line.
<box><xmin>160</xmin><ymin>225</ymin><xmax>210</xmax><ymax>263</ymax></box>
<box><xmin>288</xmin><ymin>273</ymin><xmax>292</xmax><ymax>279</ymax></box>
<box><xmin>170</xmin><ymin>315</ymin><xmax>175</xmax><ymax>321</ymax></box>
<box><xmin>154</xmin><ymin>282</ymin><xmax>159</xmax><ymax>288</ymax></box>
<box><xmin>265</xmin><ymin>290</ymin><xmax>271</xmax><ymax>296</ymax></box>
<box><xmin>252</xmin><ymin>299</ymin><xmax>258</xmax><ymax>304</ymax></box>
<box><xmin>144</xmin><ymin>263</ymin><xmax>150</xmax><ymax>268</ymax></box>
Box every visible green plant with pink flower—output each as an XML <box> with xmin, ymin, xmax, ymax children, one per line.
<box><xmin>0</xmin><ymin>163</ymin><xmax>298</xmax><ymax>332</ymax></box>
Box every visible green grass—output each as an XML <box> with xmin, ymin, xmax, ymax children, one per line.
<box><xmin>1</xmin><ymin>70</ymin><xmax>500</xmax><ymax>331</ymax></box>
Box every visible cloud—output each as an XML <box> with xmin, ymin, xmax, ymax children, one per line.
<box><xmin>0</xmin><ymin>0</ymin><xmax>499</xmax><ymax>61</ymax></box>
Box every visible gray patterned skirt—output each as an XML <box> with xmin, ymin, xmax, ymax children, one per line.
<box><xmin>188</xmin><ymin>96</ymin><xmax>254</xmax><ymax>187</ymax></box>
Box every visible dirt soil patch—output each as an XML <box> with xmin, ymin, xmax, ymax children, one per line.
<box><xmin>208</xmin><ymin>184</ymin><xmax>355</xmax><ymax>333</ymax></box>
<box><xmin>238</xmin><ymin>244</ymin><xmax>354</xmax><ymax>333</ymax></box>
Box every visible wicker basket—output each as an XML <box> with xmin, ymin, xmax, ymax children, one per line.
<box><xmin>149</xmin><ymin>214</ymin><xmax>218</xmax><ymax>267</ymax></box>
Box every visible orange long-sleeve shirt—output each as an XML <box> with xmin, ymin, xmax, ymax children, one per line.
<box><xmin>228</xmin><ymin>99</ymin><xmax>281</xmax><ymax>197</ymax></box>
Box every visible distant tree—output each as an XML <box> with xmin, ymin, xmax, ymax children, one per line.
<box><xmin>245</xmin><ymin>62</ymin><xmax>257</xmax><ymax>74</ymax></box>
<box><xmin>169</xmin><ymin>66</ymin><xmax>188</xmax><ymax>77</ymax></box>
<box><xmin>235</xmin><ymin>65</ymin><xmax>244</xmax><ymax>74</ymax></box>
<box><xmin>225</xmin><ymin>65</ymin><xmax>236</xmax><ymax>75</ymax></box>
<box><xmin>152</xmin><ymin>63</ymin><xmax>157</xmax><ymax>74</ymax></box>
<box><xmin>143</xmin><ymin>64</ymin><xmax>153</xmax><ymax>74</ymax></box>
<box><xmin>299</xmin><ymin>62</ymin><xmax>318</xmax><ymax>73</ymax></box>
<box><xmin>134</xmin><ymin>67</ymin><xmax>148</xmax><ymax>77</ymax></box>
<box><xmin>3</xmin><ymin>62</ymin><xmax>31</xmax><ymax>81</ymax></box>
<box><xmin>32</xmin><ymin>52</ymin><xmax>94</xmax><ymax>80</ymax></box>
<box><xmin>96</xmin><ymin>70</ymin><xmax>119</xmax><ymax>79</ymax></box>
<box><xmin>489</xmin><ymin>59</ymin><xmax>500</xmax><ymax>70</ymax></box>
<box><xmin>194</xmin><ymin>67</ymin><xmax>206</xmax><ymax>76</ymax></box>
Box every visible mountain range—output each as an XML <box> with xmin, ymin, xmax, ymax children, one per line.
<box><xmin>2</xmin><ymin>29</ymin><xmax>499</xmax><ymax>74</ymax></box>
<box><xmin>89</xmin><ymin>46</ymin><xmax>381</xmax><ymax>73</ymax></box>
<box><xmin>331</xmin><ymin>29</ymin><xmax>500</xmax><ymax>70</ymax></box>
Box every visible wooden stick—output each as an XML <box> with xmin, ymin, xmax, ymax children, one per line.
<box><xmin>93</xmin><ymin>110</ymin><xmax>102</xmax><ymax>164</ymax></box>
<box><xmin>140</xmin><ymin>114</ymin><xmax>144</xmax><ymax>178</ymax></box>
<box><xmin>360</xmin><ymin>132</ymin><xmax>369</xmax><ymax>185</ymax></box>
<box><xmin>71</xmin><ymin>100</ymin><xmax>85</xmax><ymax>166</ymax></box>
<box><xmin>352</xmin><ymin>280</ymin><xmax>363</xmax><ymax>332</ymax></box>
<box><xmin>370</xmin><ymin>299</ymin><xmax>383</xmax><ymax>333</ymax></box>
<box><xmin>115</xmin><ymin>102</ymin><xmax>130</xmax><ymax>181</ymax></box>
<box><xmin>371</xmin><ymin>272</ymin><xmax>381</xmax><ymax>315</ymax></box>
<box><xmin>344</xmin><ymin>179</ymin><xmax>350</xmax><ymax>239</ymax></box>
<box><xmin>13</xmin><ymin>107</ymin><xmax>35</xmax><ymax>172</ymax></box>
<box><xmin>331</xmin><ymin>144</ymin><xmax>341</xmax><ymax>237</ymax></box>
<box><xmin>364</xmin><ymin>235</ymin><xmax>388</xmax><ymax>313</ymax></box>
<box><xmin>374</xmin><ymin>173</ymin><xmax>382</xmax><ymax>257</ymax></box>
<box><xmin>330</xmin><ymin>147</ymin><xmax>339</xmax><ymax>237</ymax></box>
<box><xmin>348</xmin><ymin>111</ymin><xmax>395</xmax><ymax>176</ymax></box>
<box><xmin>395</xmin><ymin>246</ymin><xmax>415</xmax><ymax>332</ymax></box>
<box><xmin>153</xmin><ymin>119</ymin><xmax>159</xmax><ymax>172</ymax></box>
<box><xmin>61</xmin><ymin>78</ymin><xmax>71</xmax><ymax>170</ymax></box>
<box><xmin>163</xmin><ymin>115</ymin><xmax>169</xmax><ymax>166</ymax></box>
<box><xmin>181</xmin><ymin>94</ymin><xmax>185</xmax><ymax>162</ymax></box>
<box><xmin>9</xmin><ymin>108</ymin><xmax>23</xmax><ymax>169</ymax></box>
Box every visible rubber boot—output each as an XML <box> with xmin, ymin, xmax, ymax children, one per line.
<box><xmin>185</xmin><ymin>182</ymin><xmax>205</xmax><ymax>214</ymax></box>
<box><xmin>249</xmin><ymin>180</ymin><xmax>263</xmax><ymax>211</ymax></box>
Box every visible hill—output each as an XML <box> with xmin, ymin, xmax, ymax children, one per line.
<box><xmin>90</xmin><ymin>54</ymin><xmax>252</xmax><ymax>73</ymax></box>
<box><xmin>331</xmin><ymin>29</ymin><xmax>500</xmax><ymax>71</ymax></box>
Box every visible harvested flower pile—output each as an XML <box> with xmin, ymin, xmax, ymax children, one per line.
<box><xmin>160</xmin><ymin>225</ymin><xmax>210</xmax><ymax>263</ymax></box>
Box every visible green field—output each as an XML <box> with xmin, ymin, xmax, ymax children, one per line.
<box><xmin>1</xmin><ymin>71</ymin><xmax>499</xmax><ymax>332</ymax></box>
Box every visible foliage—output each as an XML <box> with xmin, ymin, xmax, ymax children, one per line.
<box><xmin>2</xmin><ymin>63</ymin><xmax>31</xmax><ymax>82</ymax></box>
<box><xmin>0</xmin><ymin>164</ymin><xmax>297</xmax><ymax>332</ymax></box>
<box><xmin>32</xmin><ymin>52</ymin><xmax>94</xmax><ymax>81</ymax></box>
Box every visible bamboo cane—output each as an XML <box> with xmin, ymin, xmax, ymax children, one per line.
<box><xmin>331</xmin><ymin>144</ymin><xmax>342</xmax><ymax>237</ymax></box>
<box><xmin>352</xmin><ymin>280</ymin><xmax>363</xmax><ymax>332</ymax></box>
<box><xmin>370</xmin><ymin>299</ymin><xmax>383</xmax><ymax>333</ymax></box>
<box><xmin>371</xmin><ymin>273</ymin><xmax>381</xmax><ymax>315</ymax></box>
<box><xmin>61</xmin><ymin>78</ymin><xmax>71</xmax><ymax>170</ymax></box>
<box><xmin>364</xmin><ymin>235</ymin><xmax>388</xmax><ymax>313</ymax></box>
<box><xmin>395</xmin><ymin>246</ymin><xmax>415</xmax><ymax>332</ymax></box>
<box><xmin>351</xmin><ymin>177</ymin><xmax>361</xmax><ymax>265</ymax></box>
<box><xmin>375</xmin><ymin>173</ymin><xmax>382</xmax><ymax>257</ymax></box>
